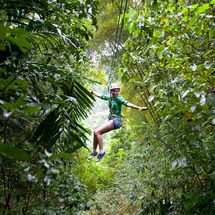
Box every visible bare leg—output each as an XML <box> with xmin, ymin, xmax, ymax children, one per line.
<box><xmin>93</xmin><ymin>120</ymin><xmax>114</xmax><ymax>151</ymax></box>
<box><xmin>93</xmin><ymin>132</ymin><xmax>98</xmax><ymax>151</ymax></box>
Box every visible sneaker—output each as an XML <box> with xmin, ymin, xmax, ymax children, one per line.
<box><xmin>88</xmin><ymin>151</ymin><xmax>98</xmax><ymax>160</ymax></box>
<box><xmin>96</xmin><ymin>152</ymin><xmax>106</xmax><ymax>162</ymax></box>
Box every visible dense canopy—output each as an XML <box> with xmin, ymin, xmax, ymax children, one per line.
<box><xmin>0</xmin><ymin>0</ymin><xmax>214</xmax><ymax>214</ymax></box>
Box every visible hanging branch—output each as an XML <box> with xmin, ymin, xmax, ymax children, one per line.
<box><xmin>191</xmin><ymin>164</ymin><xmax>204</xmax><ymax>190</ymax></box>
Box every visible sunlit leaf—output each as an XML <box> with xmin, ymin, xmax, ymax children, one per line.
<box><xmin>200</xmin><ymin>95</ymin><xmax>206</xmax><ymax>106</ymax></box>
<box><xmin>190</xmin><ymin>64</ymin><xmax>197</xmax><ymax>71</ymax></box>
<box><xmin>148</xmin><ymin>95</ymin><xmax>155</xmax><ymax>102</ymax></box>
<box><xmin>197</xmin><ymin>3</ymin><xmax>210</xmax><ymax>13</ymax></box>
<box><xmin>182</xmin><ymin>90</ymin><xmax>191</xmax><ymax>98</ymax></box>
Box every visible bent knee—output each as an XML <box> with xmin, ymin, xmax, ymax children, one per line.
<box><xmin>94</xmin><ymin>129</ymin><xmax>101</xmax><ymax>136</ymax></box>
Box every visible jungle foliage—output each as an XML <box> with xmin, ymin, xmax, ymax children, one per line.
<box><xmin>0</xmin><ymin>0</ymin><xmax>98</xmax><ymax>213</ymax></box>
<box><xmin>0</xmin><ymin>0</ymin><xmax>215</xmax><ymax>214</ymax></box>
<box><xmin>86</xmin><ymin>0</ymin><xmax>215</xmax><ymax>214</ymax></box>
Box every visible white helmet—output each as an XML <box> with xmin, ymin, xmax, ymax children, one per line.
<box><xmin>110</xmin><ymin>83</ymin><xmax>120</xmax><ymax>90</ymax></box>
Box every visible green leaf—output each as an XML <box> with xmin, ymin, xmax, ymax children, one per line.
<box><xmin>10</xmin><ymin>28</ymin><xmax>30</xmax><ymax>38</ymax></box>
<box><xmin>188</xmin><ymin>16</ymin><xmax>197</xmax><ymax>27</ymax></box>
<box><xmin>209</xmin><ymin>27</ymin><xmax>215</xmax><ymax>40</ymax></box>
<box><xmin>23</xmin><ymin>104</ymin><xmax>40</xmax><ymax>114</ymax></box>
<box><xmin>7</xmin><ymin>36</ymin><xmax>32</xmax><ymax>52</ymax></box>
<box><xmin>182</xmin><ymin>7</ymin><xmax>188</xmax><ymax>14</ymax></box>
<box><xmin>0</xmin><ymin>143</ymin><xmax>30</xmax><ymax>161</ymax></box>
<box><xmin>190</xmin><ymin>4</ymin><xmax>199</xmax><ymax>12</ymax></box>
<box><xmin>182</xmin><ymin>15</ymin><xmax>188</xmax><ymax>22</ymax></box>
<box><xmin>50</xmin><ymin>153</ymin><xmax>73</xmax><ymax>160</ymax></box>
<box><xmin>197</xmin><ymin>4</ymin><xmax>210</xmax><ymax>13</ymax></box>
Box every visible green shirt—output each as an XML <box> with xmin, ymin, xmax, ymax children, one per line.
<box><xmin>100</xmin><ymin>94</ymin><xmax>128</xmax><ymax>118</ymax></box>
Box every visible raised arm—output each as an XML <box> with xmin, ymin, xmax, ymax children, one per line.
<box><xmin>91</xmin><ymin>91</ymin><xmax>102</xmax><ymax>98</ymax></box>
<box><xmin>126</xmin><ymin>102</ymin><xmax>148</xmax><ymax>111</ymax></box>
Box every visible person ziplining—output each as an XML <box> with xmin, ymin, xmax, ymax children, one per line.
<box><xmin>89</xmin><ymin>83</ymin><xmax>148</xmax><ymax>162</ymax></box>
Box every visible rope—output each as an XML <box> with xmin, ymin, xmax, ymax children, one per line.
<box><xmin>106</xmin><ymin>0</ymin><xmax>129</xmax><ymax>120</ymax></box>
<box><xmin>107</xmin><ymin>0</ymin><xmax>129</xmax><ymax>89</ymax></box>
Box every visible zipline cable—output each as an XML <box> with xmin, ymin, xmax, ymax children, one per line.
<box><xmin>108</xmin><ymin>0</ymin><xmax>124</xmax><ymax>89</ymax></box>
<box><xmin>108</xmin><ymin>0</ymin><xmax>129</xmax><ymax>88</ymax></box>
<box><xmin>107</xmin><ymin>0</ymin><xmax>129</xmax><ymax>118</ymax></box>
<box><xmin>117</xmin><ymin>0</ymin><xmax>129</xmax><ymax>47</ymax></box>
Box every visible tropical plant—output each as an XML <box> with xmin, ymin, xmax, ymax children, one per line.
<box><xmin>84</xmin><ymin>0</ymin><xmax>215</xmax><ymax>214</ymax></box>
<box><xmin>0</xmin><ymin>0</ymin><xmax>98</xmax><ymax>212</ymax></box>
